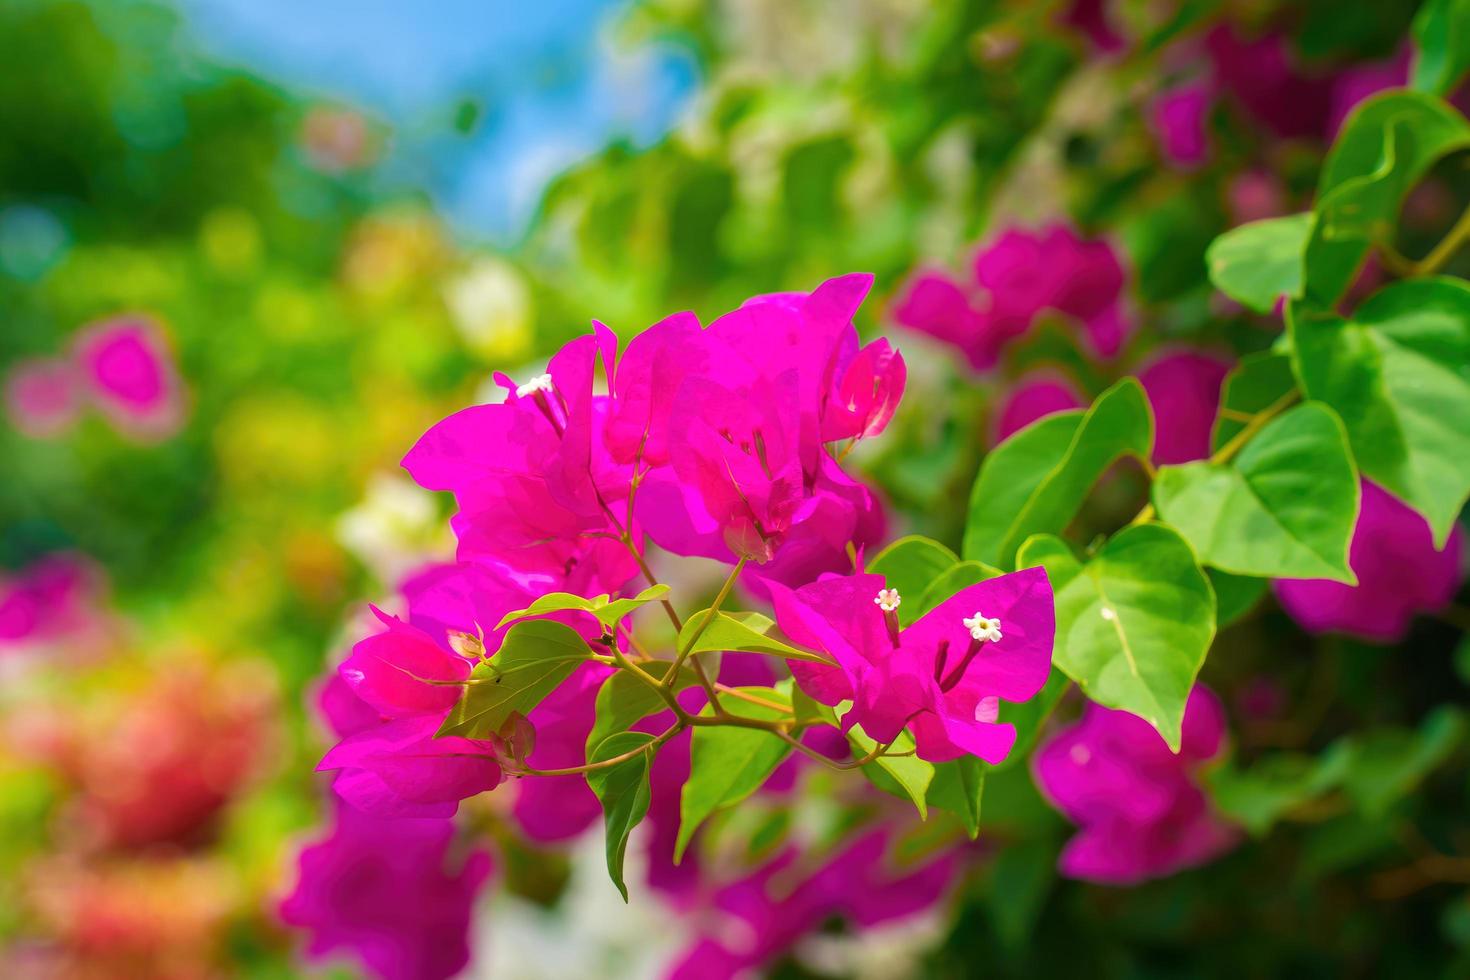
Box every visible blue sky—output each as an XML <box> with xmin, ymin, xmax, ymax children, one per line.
<box><xmin>176</xmin><ymin>0</ymin><xmax>696</xmax><ymax>241</ymax></box>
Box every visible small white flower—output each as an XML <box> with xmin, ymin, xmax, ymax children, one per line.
<box><xmin>1100</xmin><ymin>606</ymin><xmax>1117</xmax><ymax>621</ymax></box>
<box><xmin>515</xmin><ymin>372</ymin><xmax>554</xmax><ymax>398</ymax></box>
<box><xmin>874</xmin><ymin>588</ymin><xmax>902</xmax><ymax>612</ymax></box>
<box><xmin>963</xmin><ymin>612</ymin><xmax>1002</xmax><ymax>643</ymax></box>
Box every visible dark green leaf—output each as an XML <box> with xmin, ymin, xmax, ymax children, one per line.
<box><xmin>1208</xmin><ymin>568</ymin><xmax>1268</xmax><ymax>627</ymax></box>
<box><xmin>586</xmin><ymin>661</ymin><xmax>698</xmax><ymax>756</ymax></box>
<box><xmin>1211</xmin><ymin>352</ymin><xmax>1299</xmax><ymax>453</ymax></box>
<box><xmin>586</xmin><ymin>732</ymin><xmax>655</xmax><ymax>901</ymax></box>
<box><xmin>965</xmin><ymin>379</ymin><xmax>1154</xmax><ymax>569</ymax></box>
<box><xmin>1289</xmin><ymin>278</ymin><xmax>1470</xmax><ymax>545</ymax></box>
<box><xmin>1412</xmin><ymin>0</ymin><xmax>1470</xmax><ymax>96</ymax></box>
<box><xmin>928</xmin><ymin>756</ymin><xmax>987</xmax><ymax>839</ymax></box>
<box><xmin>1304</xmin><ymin>91</ymin><xmax>1470</xmax><ymax>305</ymax></box>
<box><xmin>675</xmin><ymin>687</ymin><xmax>792</xmax><ymax>862</ymax></box>
<box><xmin>849</xmin><ymin>726</ymin><xmax>933</xmax><ymax>818</ymax></box>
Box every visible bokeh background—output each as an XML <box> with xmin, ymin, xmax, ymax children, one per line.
<box><xmin>3</xmin><ymin>0</ymin><xmax>1469</xmax><ymax>977</ymax></box>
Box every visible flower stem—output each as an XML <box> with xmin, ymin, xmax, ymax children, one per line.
<box><xmin>668</xmin><ymin>558</ymin><xmax>747</xmax><ymax>714</ymax></box>
<box><xmin>1405</xmin><ymin>202</ymin><xmax>1470</xmax><ymax>278</ymax></box>
<box><xmin>1129</xmin><ymin>389</ymin><xmax>1300</xmax><ymax>528</ymax></box>
<box><xmin>511</xmin><ymin>723</ymin><xmax>682</xmax><ymax>777</ymax></box>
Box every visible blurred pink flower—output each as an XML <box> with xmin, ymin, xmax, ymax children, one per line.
<box><xmin>992</xmin><ymin>373</ymin><xmax>1085</xmax><ymax>444</ymax></box>
<box><xmin>1033</xmin><ymin>686</ymin><xmax>1238</xmax><ymax>884</ymax></box>
<box><xmin>280</xmin><ymin>803</ymin><xmax>492</xmax><ymax>980</ymax></box>
<box><xmin>1275</xmin><ymin>481</ymin><xmax>1464</xmax><ymax>643</ymax></box>
<box><xmin>1150</xmin><ymin>82</ymin><xmax>1213</xmax><ymax>168</ymax></box>
<box><xmin>4</xmin><ymin>357</ymin><xmax>80</xmax><ymax>438</ymax></box>
<box><xmin>1136</xmin><ymin>349</ymin><xmax>1231</xmax><ymax>465</ymax></box>
<box><xmin>0</xmin><ymin>553</ymin><xmax>108</xmax><ymax>654</ymax></box>
<box><xmin>667</xmin><ymin>827</ymin><xmax>957</xmax><ymax>979</ymax></box>
<box><xmin>892</xmin><ymin>225</ymin><xmax>1130</xmax><ymax>369</ymax></box>
<box><xmin>71</xmin><ymin>316</ymin><xmax>185</xmax><ymax>441</ymax></box>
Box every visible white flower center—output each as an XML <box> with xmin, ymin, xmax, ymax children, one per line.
<box><xmin>963</xmin><ymin>612</ymin><xmax>1002</xmax><ymax>643</ymax></box>
<box><xmin>873</xmin><ymin>588</ymin><xmax>902</xmax><ymax>612</ymax></box>
<box><xmin>515</xmin><ymin>372</ymin><xmax>554</xmax><ymax>398</ymax></box>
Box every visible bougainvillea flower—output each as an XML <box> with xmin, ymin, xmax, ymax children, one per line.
<box><xmin>71</xmin><ymin>316</ymin><xmax>185</xmax><ymax>440</ymax></box>
<box><xmin>338</xmin><ymin>606</ymin><xmax>471</xmax><ymax>718</ymax></box>
<box><xmin>280</xmin><ymin>803</ymin><xmax>492</xmax><ymax>980</ymax></box>
<box><xmin>1033</xmin><ymin>685</ymin><xmax>1238</xmax><ymax>884</ymax></box>
<box><xmin>667</xmin><ymin>828</ymin><xmax>956</xmax><ymax>979</ymax></box>
<box><xmin>1204</xmin><ymin>26</ymin><xmax>1335</xmax><ymax>141</ymax></box>
<box><xmin>1150</xmin><ymin>82</ymin><xmax>1212</xmax><ymax>168</ymax></box>
<box><xmin>1326</xmin><ymin>49</ymin><xmax>1409</xmax><ymax>139</ymax></box>
<box><xmin>610</xmin><ymin>276</ymin><xmax>891</xmax><ymax>581</ymax></box>
<box><xmin>892</xmin><ymin>225</ymin><xmax>1130</xmax><ymax>369</ymax></box>
<box><xmin>1135</xmin><ymin>349</ymin><xmax>1231</xmax><ymax>464</ymax></box>
<box><xmin>1275</xmin><ymin>481</ymin><xmax>1464</xmax><ymax>643</ymax></box>
<box><xmin>3</xmin><ymin>357</ymin><xmax>80</xmax><ymax>439</ymax></box>
<box><xmin>992</xmin><ymin>372</ymin><xmax>1085</xmax><ymax>444</ymax></box>
<box><xmin>323</xmin><ymin>607</ymin><xmax>502</xmax><ymax>818</ymax></box>
<box><xmin>402</xmin><ymin>336</ymin><xmax>637</xmax><ymax>597</ymax></box>
<box><xmin>0</xmin><ymin>553</ymin><xmax>108</xmax><ymax>653</ymax></box>
<box><xmin>321</xmin><ymin>712</ymin><xmax>503</xmax><ymax>819</ymax></box>
<box><xmin>1060</xmin><ymin>0</ymin><xmax>1124</xmax><ymax>52</ymax></box>
<box><xmin>769</xmin><ymin>567</ymin><xmax>1053</xmax><ymax>764</ymax></box>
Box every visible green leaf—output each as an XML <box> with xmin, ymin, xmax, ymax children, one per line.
<box><xmin>1289</xmin><ymin>278</ymin><xmax>1470</xmax><ymax>545</ymax></box>
<box><xmin>586</xmin><ymin>660</ymin><xmax>701</xmax><ymax>756</ymax></box>
<box><xmin>927</xmin><ymin>756</ymin><xmax>987</xmax><ymax>839</ymax></box>
<box><xmin>964</xmin><ymin>379</ymin><xmax>1154</xmax><ymax>569</ymax></box>
<box><xmin>1211</xmin><ymin>352</ymin><xmax>1299</xmax><ymax>453</ymax></box>
<box><xmin>1016</xmin><ymin>525</ymin><xmax>1215</xmax><ymax>751</ymax></box>
<box><xmin>1208</xmin><ymin>569</ymin><xmax>1268</xmax><ymax>627</ymax></box>
<box><xmin>586</xmin><ymin>732</ymin><xmax>655</xmax><ymax>901</ymax></box>
<box><xmin>1209</xmin><ymin>746</ymin><xmax>1352</xmax><ymax>836</ymax></box>
<box><xmin>1304</xmin><ymin>92</ymin><xmax>1470</xmax><ymax>305</ymax></box>
<box><xmin>849</xmin><ymin>726</ymin><xmax>934</xmax><ymax>819</ymax></box>
<box><xmin>867</xmin><ymin>535</ymin><xmax>959</xmax><ymax>625</ymax></box>
<box><xmin>1205</xmin><ymin>213</ymin><xmax>1312</xmax><ymax>313</ymax></box>
<box><xmin>915</xmin><ymin>560</ymin><xmax>1004</xmax><ymax>619</ymax></box>
<box><xmin>437</xmin><ymin>620</ymin><xmax>592</xmax><ymax>738</ymax></box>
<box><xmin>496</xmin><ymin>584</ymin><xmax>671</xmax><ymax>630</ymax></box>
<box><xmin>1340</xmin><ymin>707</ymin><xmax>1466</xmax><ymax>818</ymax></box>
<box><xmin>676</xmin><ymin>609</ymin><xmax>832</xmax><ymax>664</ymax></box>
<box><xmin>675</xmin><ymin>688</ymin><xmax>792</xmax><ymax>863</ymax></box>
<box><xmin>964</xmin><ymin>411</ymin><xmax>1081</xmax><ymax>567</ymax></box>
<box><xmin>1413</xmin><ymin>0</ymin><xmax>1470</xmax><ymax>96</ymax></box>
<box><xmin>1153</xmin><ymin>402</ymin><xmax>1360</xmax><ymax>581</ymax></box>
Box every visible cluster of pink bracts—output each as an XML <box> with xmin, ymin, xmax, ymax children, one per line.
<box><xmin>286</xmin><ymin>263</ymin><xmax>1463</xmax><ymax>980</ymax></box>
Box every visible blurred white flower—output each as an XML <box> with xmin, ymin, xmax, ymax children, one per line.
<box><xmin>472</xmin><ymin>832</ymin><xmax>684</xmax><ymax>980</ymax></box>
<box><xmin>443</xmin><ymin>258</ymin><xmax>534</xmax><ymax>360</ymax></box>
<box><xmin>335</xmin><ymin>474</ymin><xmax>447</xmax><ymax>584</ymax></box>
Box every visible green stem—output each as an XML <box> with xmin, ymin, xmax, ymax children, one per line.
<box><xmin>668</xmin><ymin>558</ymin><xmax>747</xmax><ymax>712</ymax></box>
<box><xmin>1407</xmin><ymin>202</ymin><xmax>1470</xmax><ymax>277</ymax></box>
<box><xmin>512</xmin><ymin>723</ymin><xmax>682</xmax><ymax>777</ymax></box>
